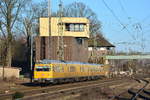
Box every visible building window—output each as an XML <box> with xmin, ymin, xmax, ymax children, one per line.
<box><xmin>107</xmin><ymin>47</ymin><xmax>110</xmax><ymax>50</ymax></box>
<box><xmin>70</xmin><ymin>24</ymin><xmax>74</xmax><ymax>31</ymax></box>
<box><xmin>79</xmin><ymin>24</ymin><xmax>84</xmax><ymax>31</ymax></box>
<box><xmin>65</xmin><ymin>23</ymin><xmax>85</xmax><ymax>32</ymax></box>
<box><xmin>75</xmin><ymin>24</ymin><xmax>79</xmax><ymax>31</ymax></box>
<box><xmin>76</xmin><ymin>38</ymin><xmax>84</xmax><ymax>45</ymax></box>
<box><xmin>65</xmin><ymin>24</ymin><xmax>70</xmax><ymax>31</ymax></box>
<box><xmin>88</xmin><ymin>47</ymin><xmax>93</xmax><ymax>51</ymax></box>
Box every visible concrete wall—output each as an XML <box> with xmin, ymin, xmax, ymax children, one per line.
<box><xmin>0</xmin><ymin>67</ymin><xmax>21</xmax><ymax>78</ymax></box>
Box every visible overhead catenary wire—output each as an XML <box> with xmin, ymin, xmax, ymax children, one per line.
<box><xmin>117</xmin><ymin>0</ymin><xmax>146</xmax><ymax>52</ymax></box>
<box><xmin>141</xmin><ymin>13</ymin><xmax>150</xmax><ymax>23</ymax></box>
<box><xmin>101</xmin><ymin>0</ymin><xmax>136</xmax><ymax>41</ymax></box>
<box><xmin>133</xmin><ymin>23</ymin><xmax>145</xmax><ymax>52</ymax></box>
<box><xmin>117</xmin><ymin>0</ymin><xmax>129</xmax><ymax>19</ymax></box>
<box><xmin>101</xmin><ymin>0</ymin><xmax>149</xmax><ymax>53</ymax></box>
<box><xmin>137</xmin><ymin>14</ymin><xmax>150</xmax><ymax>52</ymax></box>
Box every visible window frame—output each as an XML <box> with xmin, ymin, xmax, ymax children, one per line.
<box><xmin>65</xmin><ymin>23</ymin><xmax>85</xmax><ymax>32</ymax></box>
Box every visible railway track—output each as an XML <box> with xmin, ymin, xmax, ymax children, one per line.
<box><xmin>22</xmin><ymin>78</ymin><xmax>133</xmax><ymax>100</ymax></box>
<box><xmin>113</xmin><ymin>78</ymin><xmax>150</xmax><ymax>100</ymax></box>
<box><xmin>0</xmin><ymin>78</ymin><xmax>132</xmax><ymax>100</ymax></box>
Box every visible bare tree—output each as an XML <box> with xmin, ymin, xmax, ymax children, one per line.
<box><xmin>16</xmin><ymin>0</ymin><xmax>48</xmax><ymax>39</ymax></box>
<box><xmin>0</xmin><ymin>0</ymin><xmax>28</xmax><ymax>67</ymax></box>
<box><xmin>21</xmin><ymin>1</ymin><xmax>48</xmax><ymax>58</ymax></box>
<box><xmin>10</xmin><ymin>0</ymin><xmax>48</xmax><ymax>68</ymax></box>
<box><xmin>62</xmin><ymin>2</ymin><xmax>102</xmax><ymax>35</ymax></box>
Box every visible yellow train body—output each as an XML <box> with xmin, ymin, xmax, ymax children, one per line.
<box><xmin>33</xmin><ymin>60</ymin><xmax>110</xmax><ymax>83</ymax></box>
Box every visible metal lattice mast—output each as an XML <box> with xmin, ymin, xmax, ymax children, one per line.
<box><xmin>48</xmin><ymin>0</ymin><xmax>52</xmax><ymax>59</ymax></box>
<box><xmin>57</xmin><ymin>0</ymin><xmax>64</xmax><ymax>60</ymax></box>
<box><xmin>93</xmin><ymin>34</ymin><xmax>98</xmax><ymax>63</ymax></box>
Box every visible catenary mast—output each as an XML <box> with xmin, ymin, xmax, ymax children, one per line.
<box><xmin>57</xmin><ymin>0</ymin><xmax>64</xmax><ymax>60</ymax></box>
<box><xmin>48</xmin><ymin>0</ymin><xmax>51</xmax><ymax>59</ymax></box>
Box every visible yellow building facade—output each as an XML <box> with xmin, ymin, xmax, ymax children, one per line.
<box><xmin>40</xmin><ymin>17</ymin><xmax>90</xmax><ymax>38</ymax></box>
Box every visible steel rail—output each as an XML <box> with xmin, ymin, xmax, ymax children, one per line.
<box><xmin>21</xmin><ymin>79</ymin><xmax>129</xmax><ymax>100</ymax></box>
<box><xmin>131</xmin><ymin>79</ymin><xmax>149</xmax><ymax>100</ymax></box>
<box><xmin>0</xmin><ymin>78</ymin><xmax>126</xmax><ymax>100</ymax></box>
<box><xmin>109</xmin><ymin>78</ymin><xmax>149</xmax><ymax>100</ymax></box>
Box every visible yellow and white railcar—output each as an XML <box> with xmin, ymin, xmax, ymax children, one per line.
<box><xmin>33</xmin><ymin>60</ymin><xmax>110</xmax><ymax>83</ymax></box>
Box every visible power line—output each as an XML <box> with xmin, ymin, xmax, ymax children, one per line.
<box><xmin>133</xmin><ymin>23</ymin><xmax>146</xmax><ymax>52</ymax></box>
<box><xmin>141</xmin><ymin>14</ymin><xmax>150</xmax><ymax>23</ymax></box>
<box><xmin>117</xmin><ymin>0</ymin><xmax>129</xmax><ymax>18</ymax></box>
<box><xmin>118</xmin><ymin>1</ymin><xmax>149</xmax><ymax>52</ymax></box>
<box><xmin>101</xmin><ymin>0</ymin><xmax>136</xmax><ymax>40</ymax></box>
<box><xmin>101</xmin><ymin>0</ymin><xmax>149</xmax><ymax>53</ymax></box>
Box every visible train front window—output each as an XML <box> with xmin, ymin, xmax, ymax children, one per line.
<box><xmin>36</xmin><ymin>68</ymin><xmax>43</xmax><ymax>71</ymax></box>
<box><xmin>43</xmin><ymin>68</ymin><xmax>50</xmax><ymax>71</ymax></box>
<box><xmin>36</xmin><ymin>66</ymin><xmax>51</xmax><ymax>71</ymax></box>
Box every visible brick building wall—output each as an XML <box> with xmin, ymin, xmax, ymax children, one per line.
<box><xmin>35</xmin><ymin>36</ymin><xmax>88</xmax><ymax>62</ymax></box>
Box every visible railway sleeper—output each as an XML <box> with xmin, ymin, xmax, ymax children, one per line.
<box><xmin>143</xmin><ymin>89</ymin><xmax>150</xmax><ymax>95</ymax></box>
<box><xmin>128</xmin><ymin>89</ymin><xmax>150</xmax><ymax>100</ymax></box>
<box><xmin>138</xmin><ymin>94</ymin><xmax>150</xmax><ymax>100</ymax></box>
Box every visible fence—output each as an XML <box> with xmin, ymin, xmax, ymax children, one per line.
<box><xmin>108</xmin><ymin>59</ymin><xmax>150</xmax><ymax>77</ymax></box>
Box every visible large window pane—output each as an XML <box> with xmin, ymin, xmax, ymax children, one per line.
<box><xmin>79</xmin><ymin>24</ymin><xmax>84</xmax><ymax>31</ymax></box>
<box><xmin>75</xmin><ymin>24</ymin><xmax>79</xmax><ymax>31</ymax></box>
<box><xmin>65</xmin><ymin>24</ymin><xmax>70</xmax><ymax>31</ymax></box>
<box><xmin>70</xmin><ymin>24</ymin><xmax>74</xmax><ymax>31</ymax></box>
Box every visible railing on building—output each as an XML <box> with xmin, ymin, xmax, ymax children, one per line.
<box><xmin>105</xmin><ymin>55</ymin><xmax>150</xmax><ymax>60</ymax></box>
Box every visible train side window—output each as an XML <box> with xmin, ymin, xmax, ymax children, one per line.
<box><xmin>54</xmin><ymin>66</ymin><xmax>60</xmax><ymax>72</ymax></box>
<box><xmin>67</xmin><ymin>66</ymin><xmax>69</xmax><ymax>72</ymax></box>
<box><xmin>85</xmin><ymin>67</ymin><xmax>88</xmax><ymax>72</ymax></box>
<box><xmin>49</xmin><ymin>66</ymin><xmax>51</xmax><ymax>71</ymax></box>
<box><xmin>88</xmin><ymin>68</ymin><xmax>90</xmax><ymax>72</ymax></box>
<box><xmin>61</xmin><ymin>66</ymin><xmax>64</xmax><ymax>72</ymax></box>
<box><xmin>80</xmin><ymin>66</ymin><xmax>84</xmax><ymax>72</ymax></box>
<box><xmin>95</xmin><ymin>67</ymin><xmax>97</xmax><ymax>72</ymax></box>
<box><xmin>69</xmin><ymin>66</ymin><xmax>76</xmax><ymax>72</ymax></box>
<box><xmin>99</xmin><ymin>67</ymin><xmax>102</xmax><ymax>72</ymax></box>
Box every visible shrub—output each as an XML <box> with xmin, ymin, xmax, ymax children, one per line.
<box><xmin>12</xmin><ymin>92</ymin><xmax>24</xmax><ymax>99</ymax></box>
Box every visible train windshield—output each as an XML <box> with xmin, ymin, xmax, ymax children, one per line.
<box><xmin>35</xmin><ymin>66</ymin><xmax>50</xmax><ymax>71</ymax></box>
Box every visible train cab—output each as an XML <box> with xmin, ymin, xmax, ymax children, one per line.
<box><xmin>34</xmin><ymin>64</ymin><xmax>53</xmax><ymax>82</ymax></box>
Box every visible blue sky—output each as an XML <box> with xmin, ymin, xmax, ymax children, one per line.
<box><xmin>35</xmin><ymin>0</ymin><xmax>150</xmax><ymax>53</ymax></box>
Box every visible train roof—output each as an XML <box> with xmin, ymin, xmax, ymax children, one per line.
<box><xmin>36</xmin><ymin>59</ymin><xmax>103</xmax><ymax>66</ymax></box>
